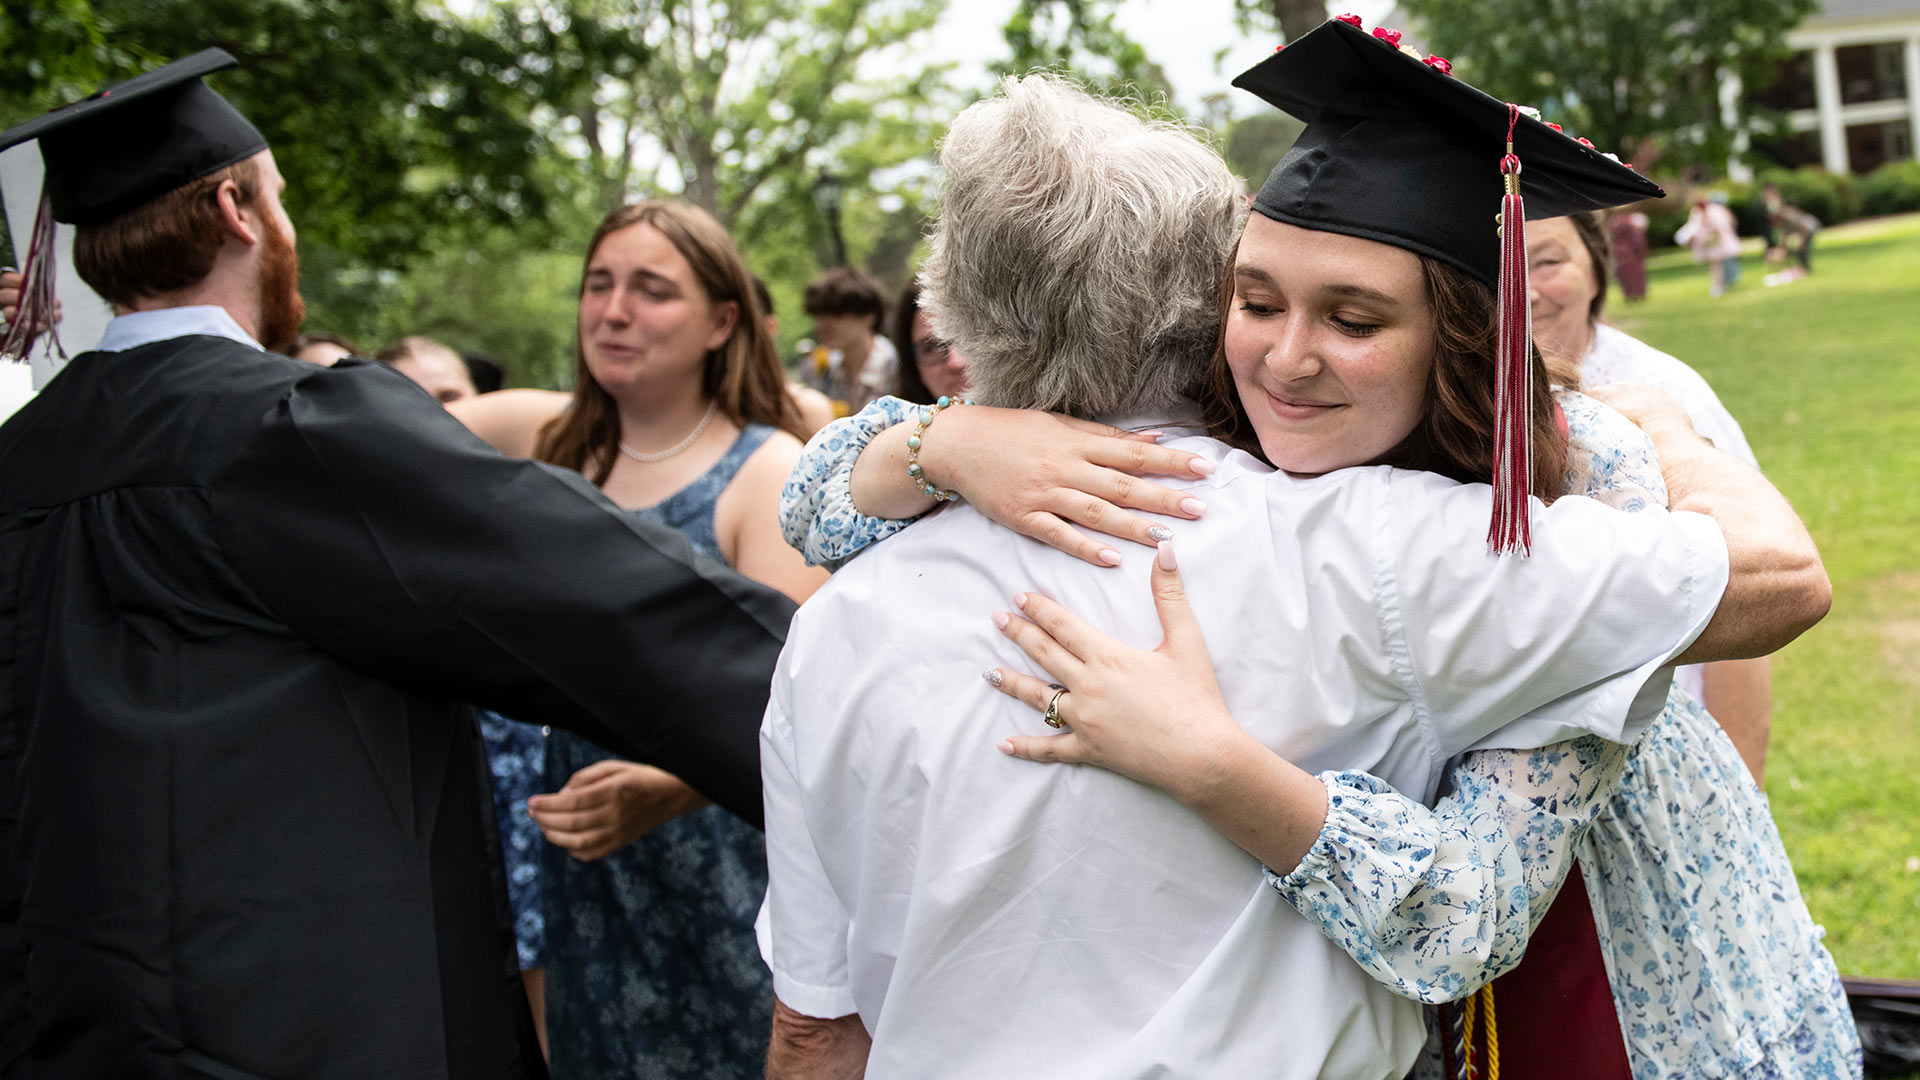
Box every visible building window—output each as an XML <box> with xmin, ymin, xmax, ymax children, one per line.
<box><xmin>1845</xmin><ymin>118</ymin><xmax>1913</xmax><ymax>173</ymax></box>
<box><xmin>1754</xmin><ymin>128</ymin><xmax>1822</xmax><ymax>169</ymax></box>
<box><xmin>1758</xmin><ymin>49</ymin><xmax>1818</xmax><ymax>111</ymax></box>
<box><xmin>1836</xmin><ymin>41</ymin><xmax>1908</xmax><ymax>105</ymax></box>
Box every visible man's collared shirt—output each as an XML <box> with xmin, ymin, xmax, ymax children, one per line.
<box><xmin>761</xmin><ymin>430</ymin><xmax>1729</xmax><ymax>1079</ymax></box>
<box><xmin>94</xmin><ymin>305</ymin><xmax>262</xmax><ymax>354</ymax></box>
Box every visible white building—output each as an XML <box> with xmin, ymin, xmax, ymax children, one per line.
<box><xmin>1754</xmin><ymin>0</ymin><xmax>1920</xmax><ymax>174</ymax></box>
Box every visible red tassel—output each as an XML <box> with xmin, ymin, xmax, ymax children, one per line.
<box><xmin>1489</xmin><ymin>104</ymin><xmax>1533</xmax><ymax>556</ymax></box>
<box><xmin>1</xmin><ymin>191</ymin><xmax>66</xmax><ymax>365</ymax></box>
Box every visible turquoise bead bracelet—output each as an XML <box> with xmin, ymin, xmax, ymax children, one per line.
<box><xmin>905</xmin><ymin>395</ymin><xmax>973</xmax><ymax>502</ymax></box>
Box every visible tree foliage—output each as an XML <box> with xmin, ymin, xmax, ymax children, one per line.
<box><xmin>995</xmin><ymin>0</ymin><xmax>1173</xmax><ymax>101</ymax></box>
<box><xmin>1228</xmin><ymin>0</ymin><xmax>1328</xmax><ymax>45</ymax></box>
<box><xmin>1397</xmin><ymin>0</ymin><xmax>1816</xmax><ymax>173</ymax></box>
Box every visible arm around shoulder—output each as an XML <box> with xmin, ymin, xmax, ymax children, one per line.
<box><xmin>444</xmin><ymin>388</ymin><xmax>571</xmax><ymax>458</ymax></box>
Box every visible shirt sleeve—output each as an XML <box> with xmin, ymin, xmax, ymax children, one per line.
<box><xmin>1556</xmin><ymin>389</ymin><xmax>1669</xmax><ymax>513</ymax></box>
<box><xmin>1375</xmin><ymin>470</ymin><xmax>1728</xmax><ymax>764</ymax></box>
<box><xmin>757</xmin><ymin>664</ymin><xmax>859</xmax><ymax>1019</ymax></box>
<box><xmin>209</xmin><ymin>361</ymin><xmax>795</xmax><ymax>826</ymax></box>
<box><xmin>1267</xmin><ymin>738</ymin><xmax>1630</xmax><ymax>1004</ymax></box>
<box><xmin>778</xmin><ymin>394</ymin><xmax>926</xmax><ymax>570</ymax></box>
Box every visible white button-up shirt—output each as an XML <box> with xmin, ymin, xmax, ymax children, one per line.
<box><xmin>760</xmin><ymin>429</ymin><xmax>1727</xmax><ymax>1080</ymax></box>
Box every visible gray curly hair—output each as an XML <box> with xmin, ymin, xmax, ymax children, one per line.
<box><xmin>919</xmin><ymin>75</ymin><xmax>1246</xmax><ymax>418</ymax></box>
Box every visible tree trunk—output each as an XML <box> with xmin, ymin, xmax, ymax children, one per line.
<box><xmin>1270</xmin><ymin>0</ymin><xmax>1328</xmax><ymax>42</ymax></box>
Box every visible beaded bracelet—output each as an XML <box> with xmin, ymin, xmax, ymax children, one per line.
<box><xmin>905</xmin><ymin>395</ymin><xmax>973</xmax><ymax>502</ymax></box>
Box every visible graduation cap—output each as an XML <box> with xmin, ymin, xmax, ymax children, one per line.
<box><xmin>1</xmin><ymin>49</ymin><xmax>266</xmax><ymax>363</ymax></box>
<box><xmin>1232</xmin><ymin>17</ymin><xmax>1664</xmax><ymax>554</ymax></box>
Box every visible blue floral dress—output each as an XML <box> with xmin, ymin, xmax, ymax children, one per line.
<box><xmin>780</xmin><ymin>393</ymin><xmax>1862</xmax><ymax>1080</ymax></box>
<box><xmin>479</xmin><ymin>709</ymin><xmax>547</xmax><ymax>970</ymax></box>
<box><xmin>542</xmin><ymin>424</ymin><xmax>777</xmax><ymax>1079</ymax></box>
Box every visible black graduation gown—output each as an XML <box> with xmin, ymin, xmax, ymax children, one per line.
<box><xmin>0</xmin><ymin>336</ymin><xmax>797</xmax><ymax>1079</ymax></box>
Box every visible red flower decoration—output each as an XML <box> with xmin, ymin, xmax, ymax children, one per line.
<box><xmin>1546</xmin><ymin>122</ymin><xmax>1563</xmax><ymax>133</ymax></box>
<box><xmin>1576</xmin><ymin>136</ymin><xmax>1595</xmax><ymax>148</ymax></box>
<box><xmin>1372</xmin><ymin>26</ymin><xmax>1403</xmax><ymax>46</ymax></box>
<box><xmin>1624</xmin><ymin>163</ymin><xmax>1636</xmax><ymax>170</ymax></box>
<box><xmin>1275</xmin><ymin>43</ymin><xmax>1285</xmax><ymax>51</ymax></box>
<box><xmin>1423</xmin><ymin>54</ymin><xmax>1453</xmax><ymax>75</ymax></box>
<box><xmin>1336</xmin><ymin>13</ymin><xmax>1364</xmax><ymax>27</ymax></box>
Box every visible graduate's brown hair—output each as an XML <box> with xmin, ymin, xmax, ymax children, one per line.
<box><xmin>72</xmin><ymin>156</ymin><xmax>262</xmax><ymax>308</ymax></box>
<box><xmin>1199</xmin><ymin>244</ymin><xmax>1572</xmax><ymax>504</ymax></box>
<box><xmin>535</xmin><ymin>201</ymin><xmax>806</xmax><ymax>485</ymax></box>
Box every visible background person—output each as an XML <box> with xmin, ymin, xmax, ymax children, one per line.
<box><xmin>447</xmin><ymin>200</ymin><xmax>826</xmax><ymax>1079</ymax></box>
<box><xmin>1608</xmin><ymin>209</ymin><xmax>1650</xmax><ymax>301</ymax></box>
<box><xmin>1679</xmin><ymin>191</ymin><xmax>1742</xmax><ymax>297</ymax></box>
<box><xmin>377</xmin><ymin>334</ymin><xmax>477</xmax><ymax>403</ymax></box>
<box><xmin>288</xmin><ymin>329</ymin><xmax>359</xmax><ymax>366</ymax></box>
<box><xmin>1529</xmin><ymin>210</ymin><xmax>1774</xmax><ymax>780</ymax></box>
<box><xmin>798</xmin><ymin>265</ymin><xmax>894</xmax><ymax>411</ymax></box>
<box><xmin>889</xmin><ymin>278</ymin><xmax>970</xmax><ymax>404</ymax></box>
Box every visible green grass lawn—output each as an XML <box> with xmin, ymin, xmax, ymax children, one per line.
<box><xmin>1605</xmin><ymin>213</ymin><xmax>1920</xmax><ymax>981</ymax></box>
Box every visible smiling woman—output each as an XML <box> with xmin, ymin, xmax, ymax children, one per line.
<box><xmin>444</xmin><ymin>200</ymin><xmax>827</xmax><ymax>1079</ymax></box>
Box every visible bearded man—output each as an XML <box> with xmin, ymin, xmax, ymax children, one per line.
<box><xmin>0</xmin><ymin>51</ymin><xmax>792</xmax><ymax>1079</ymax></box>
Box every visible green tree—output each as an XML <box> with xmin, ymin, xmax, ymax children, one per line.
<box><xmin>1227</xmin><ymin>0</ymin><xmax>1329</xmax><ymax>46</ymax></box>
<box><xmin>1397</xmin><ymin>0</ymin><xmax>1816</xmax><ymax>172</ymax></box>
<box><xmin>994</xmin><ymin>0</ymin><xmax>1173</xmax><ymax>101</ymax></box>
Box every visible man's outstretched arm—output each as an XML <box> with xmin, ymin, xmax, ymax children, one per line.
<box><xmin>766</xmin><ymin>999</ymin><xmax>869</xmax><ymax>1080</ymax></box>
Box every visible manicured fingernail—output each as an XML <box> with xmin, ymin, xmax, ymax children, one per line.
<box><xmin>1139</xmin><ymin>430</ymin><xmax>1165</xmax><ymax>440</ymax></box>
<box><xmin>1097</xmin><ymin>547</ymin><xmax>1123</xmax><ymax>566</ymax></box>
<box><xmin>992</xmin><ymin>611</ymin><xmax>1011</xmax><ymax>630</ymax></box>
<box><xmin>1180</xmin><ymin>497</ymin><xmax>1208</xmax><ymax>516</ymax></box>
<box><xmin>1147</xmin><ymin>525</ymin><xmax>1173</xmax><ymax>542</ymax></box>
<box><xmin>996</xmin><ymin>740</ymin><xmax>1016</xmax><ymax>755</ymax></box>
<box><xmin>1013</xmin><ymin>592</ymin><xmax>1028</xmax><ymax>609</ymax></box>
<box><xmin>983</xmin><ymin>668</ymin><xmax>1004</xmax><ymax>687</ymax></box>
<box><xmin>1188</xmin><ymin>458</ymin><xmax>1216</xmax><ymax>476</ymax></box>
<box><xmin>1157</xmin><ymin>540</ymin><xmax>1177</xmax><ymax>571</ymax></box>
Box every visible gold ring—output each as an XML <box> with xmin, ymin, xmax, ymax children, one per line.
<box><xmin>1043</xmin><ymin>685</ymin><xmax>1069</xmax><ymax>729</ymax></box>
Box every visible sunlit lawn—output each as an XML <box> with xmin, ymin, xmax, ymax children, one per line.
<box><xmin>1606</xmin><ymin>213</ymin><xmax>1920</xmax><ymax>980</ymax></box>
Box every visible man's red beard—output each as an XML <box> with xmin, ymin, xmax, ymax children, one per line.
<box><xmin>256</xmin><ymin>217</ymin><xmax>305</xmax><ymax>353</ymax></box>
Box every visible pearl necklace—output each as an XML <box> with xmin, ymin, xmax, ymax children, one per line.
<box><xmin>617</xmin><ymin>399</ymin><xmax>719</xmax><ymax>463</ymax></box>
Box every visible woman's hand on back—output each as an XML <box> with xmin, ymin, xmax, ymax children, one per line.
<box><xmin>985</xmin><ymin>541</ymin><xmax>1251</xmax><ymax>800</ymax></box>
<box><xmin>916</xmin><ymin>405</ymin><xmax>1217</xmax><ymax>567</ymax></box>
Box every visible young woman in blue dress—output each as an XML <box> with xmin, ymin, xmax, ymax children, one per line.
<box><xmin>451</xmin><ymin>200</ymin><xmax>826</xmax><ymax>1078</ymax></box>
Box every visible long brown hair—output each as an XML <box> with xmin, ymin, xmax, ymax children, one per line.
<box><xmin>1200</xmin><ymin>245</ymin><xmax>1571</xmax><ymax>504</ymax></box>
<box><xmin>534</xmin><ymin>200</ymin><xmax>806</xmax><ymax>485</ymax></box>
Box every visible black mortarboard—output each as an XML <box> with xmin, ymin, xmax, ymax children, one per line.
<box><xmin>1</xmin><ymin>49</ymin><xmax>265</xmax><ymax>366</ymax></box>
<box><xmin>1232</xmin><ymin>18</ymin><xmax>1665</xmax><ymax>554</ymax></box>
<box><xmin>0</xmin><ymin>48</ymin><xmax>266</xmax><ymax>227</ymax></box>
<box><xmin>1232</xmin><ymin>19</ymin><xmax>1662</xmax><ymax>286</ymax></box>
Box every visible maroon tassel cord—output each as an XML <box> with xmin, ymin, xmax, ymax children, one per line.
<box><xmin>1488</xmin><ymin>104</ymin><xmax>1533</xmax><ymax>556</ymax></box>
<box><xmin>2</xmin><ymin>191</ymin><xmax>67</xmax><ymax>365</ymax></box>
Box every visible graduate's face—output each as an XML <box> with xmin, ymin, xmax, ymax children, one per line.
<box><xmin>1527</xmin><ymin>216</ymin><xmax>1600</xmax><ymax>365</ymax></box>
<box><xmin>1223</xmin><ymin>216</ymin><xmax>1435</xmax><ymax>475</ymax></box>
<box><xmin>578</xmin><ymin>223</ymin><xmax>737</xmax><ymax>396</ymax></box>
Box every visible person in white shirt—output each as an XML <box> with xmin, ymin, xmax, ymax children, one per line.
<box><xmin>1528</xmin><ymin>210</ymin><xmax>1773</xmax><ymax>779</ymax></box>
<box><xmin>760</xmin><ymin>57</ymin><xmax>1827</xmax><ymax>1080</ymax></box>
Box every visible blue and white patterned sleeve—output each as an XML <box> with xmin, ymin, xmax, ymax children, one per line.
<box><xmin>1262</xmin><ymin>387</ymin><xmax>1670</xmax><ymax>1004</ymax></box>
<box><xmin>778</xmin><ymin>395</ymin><xmax>927</xmax><ymax>570</ymax></box>
<box><xmin>1269</xmin><ymin>740</ymin><xmax>1631</xmax><ymax>1003</ymax></box>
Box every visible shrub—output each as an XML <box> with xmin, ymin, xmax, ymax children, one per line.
<box><xmin>1859</xmin><ymin>161</ymin><xmax>1920</xmax><ymax>217</ymax></box>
